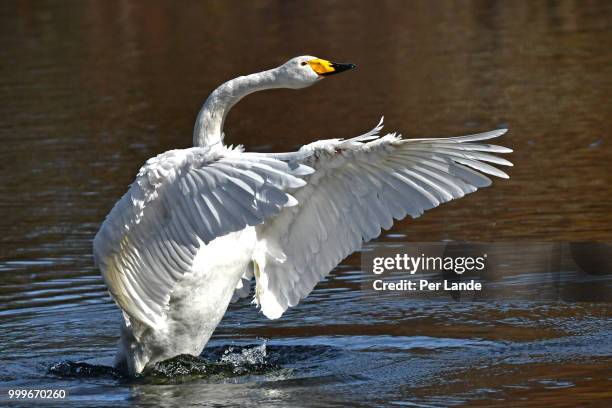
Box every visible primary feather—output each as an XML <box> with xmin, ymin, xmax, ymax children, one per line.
<box><xmin>251</xmin><ymin>119</ymin><xmax>512</xmax><ymax>318</ymax></box>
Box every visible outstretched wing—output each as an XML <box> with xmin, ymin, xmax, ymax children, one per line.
<box><xmin>252</xmin><ymin>119</ymin><xmax>513</xmax><ymax>318</ymax></box>
<box><xmin>93</xmin><ymin>146</ymin><xmax>313</xmax><ymax>328</ymax></box>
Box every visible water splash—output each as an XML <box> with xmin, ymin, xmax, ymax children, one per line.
<box><xmin>47</xmin><ymin>342</ymin><xmax>277</xmax><ymax>381</ymax></box>
<box><xmin>148</xmin><ymin>343</ymin><xmax>274</xmax><ymax>379</ymax></box>
<box><xmin>219</xmin><ymin>341</ymin><xmax>268</xmax><ymax>373</ymax></box>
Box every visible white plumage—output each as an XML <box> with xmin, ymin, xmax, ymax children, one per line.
<box><xmin>93</xmin><ymin>56</ymin><xmax>512</xmax><ymax>374</ymax></box>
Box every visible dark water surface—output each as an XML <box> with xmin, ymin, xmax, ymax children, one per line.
<box><xmin>1</xmin><ymin>1</ymin><xmax>611</xmax><ymax>407</ymax></box>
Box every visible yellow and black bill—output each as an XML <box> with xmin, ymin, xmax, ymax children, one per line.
<box><xmin>308</xmin><ymin>59</ymin><xmax>356</xmax><ymax>76</ymax></box>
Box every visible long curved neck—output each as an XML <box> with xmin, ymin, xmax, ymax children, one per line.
<box><xmin>193</xmin><ymin>68</ymin><xmax>284</xmax><ymax>147</ymax></box>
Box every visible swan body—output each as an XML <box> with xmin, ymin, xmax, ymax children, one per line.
<box><xmin>113</xmin><ymin>227</ymin><xmax>256</xmax><ymax>373</ymax></box>
<box><xmin>94</xmin><ymin>56</ymin><xmax>513</xmax><ymax>374</ymax></box>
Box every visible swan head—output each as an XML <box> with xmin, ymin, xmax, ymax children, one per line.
<box><xmin>276</xmin><ymin>56</ymin><xmax>356</xmax><ymax>89</ymax></box>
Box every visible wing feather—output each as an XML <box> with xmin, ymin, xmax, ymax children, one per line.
<box><xmin>93</xmin><ymin>147</ymin><xmax>312</xmax><ymax>328</ymax></box>
<box><xmin>253</xmin><ymin>120</ymin><xmax>512</xmax><ymax>319</ymax></box>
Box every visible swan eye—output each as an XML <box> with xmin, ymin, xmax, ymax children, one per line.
<box><xmin>300</xmin><ymin>61</ymin><xmax>307</xmax><ymax>66</ymax></box>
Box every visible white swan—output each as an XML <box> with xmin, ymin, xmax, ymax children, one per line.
<box><xmin>93</xmin><ymin>56</ymin><xmax>512</xmax><ymax>374</ymax></box>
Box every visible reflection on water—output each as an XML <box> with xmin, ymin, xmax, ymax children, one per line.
<box><xmin>0</xmin><ymin>0</ymin><xmax>611</xmax><ymax>407</ymax></box>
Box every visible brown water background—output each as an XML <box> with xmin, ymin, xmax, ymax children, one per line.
<box><xmin>0</xmin><ymin>1</ymin><xmax>611</xmax><ymax>407</ymax></box>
